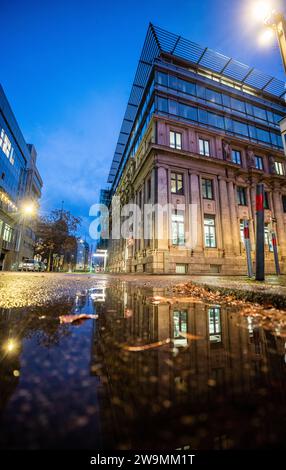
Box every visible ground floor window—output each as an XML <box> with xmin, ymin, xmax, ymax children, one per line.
<box><xmin>175</xmin><ymin>263</ymin><xmax>187</xmax><ymax>274</ymax></box>
<box><xmin>172</xmin><ymin>210</ymin><xmax>185</xmax><ymax>245</ymax></box>
<box><xmin>204</xmin><ymin>215</ymin><xmax>216</xmax><ymax>247</ymax></box>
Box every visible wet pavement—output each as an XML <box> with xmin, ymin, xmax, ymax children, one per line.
<box><xmin>0</xmin><ymin>273</ymin><xmax>286</xmax><ymax>450</ymax></box>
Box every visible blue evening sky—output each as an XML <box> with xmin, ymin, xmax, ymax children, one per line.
<box><xmin>1</xmin><ymin>0</ymin><xmax>285</xmax><ymax>240</ymax></box>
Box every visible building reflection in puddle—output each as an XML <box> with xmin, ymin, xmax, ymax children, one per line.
<box><xmin>92</xmin><ymin>284</ymin><xmax>286</xmax><ymax>450</ymax></box>
<box><xmin>0</xmin><ymin>282</ymin><xmax>285</xmax><ymax>450</ymax></box>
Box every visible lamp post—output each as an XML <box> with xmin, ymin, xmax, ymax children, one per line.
<box><xmin>251</xmin><ymin>2</ymin><xmax>286</xmax><ymax>72</ymax></box>
<box><xmin>251</xmin><ymin>3</ymin><xmax>286</xmax><ymax>279</ymax></box>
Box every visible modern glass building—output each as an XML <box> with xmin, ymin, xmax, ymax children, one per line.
<box><xmin>104</xmin><ymin>24</ymin><xmax>286</xmax><ymax>274</ymax></box>
<box><xmin>0</xmin><ymin>85</ymin><xmax>43</xmax><ymax>270</ymax></box>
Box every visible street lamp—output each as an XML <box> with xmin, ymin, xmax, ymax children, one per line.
<box><xmin>250</xmin><ymin>2</ymin><xmax>286</xmax><ymax>280</ymax></box>
<box><xmin>251</xmin><ymin>1</ymin><xmax>286</xmax><ymax>73</ymax></box>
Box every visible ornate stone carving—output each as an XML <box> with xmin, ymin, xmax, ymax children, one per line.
<box><xmin>246</xmin><ymin>147</ymin><xmax>255</xmax><ymax>168</ymax></box>
<box><xmin>222</xmin><ymin>140</ymin><xmax>231</xmax><ymax>161</ymax></box>
<box><xmin>269</xmin><ymin>155</ymin><xmax>276</xmax><ymax>174</ymax></box>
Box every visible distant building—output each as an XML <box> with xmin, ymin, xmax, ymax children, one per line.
<box><xmin>103</xmin><ymin>24</ymin><xmax>286</xmax><ymax>275</ymax></box>
<box><xmin>0</xmin><ymin>85</ymin><xmax>43</xmax><ymax>270</ymax></box>
<box><xmin>97</xmin><ymin>189</ymin><xmax>111</xmax><ymax>250</ymax></box>
<box><xmin>76</xmin><ymin>239</ymin><xmax>89</xmax><ymax>271</ymax></box>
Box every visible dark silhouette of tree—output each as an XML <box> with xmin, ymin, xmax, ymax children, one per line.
<box><xmin>35</xmin><ymin>209</ymin><xmax>81</xmax><ymax>271</ymax></box>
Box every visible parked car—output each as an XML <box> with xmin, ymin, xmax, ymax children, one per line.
<box><xmin>18</xmin><ymin>259</ymin><xmax>46</xmax><ymax>272</ymax></box>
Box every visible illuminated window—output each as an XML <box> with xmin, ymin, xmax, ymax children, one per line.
<box><xmin>204</xmin><ymin>216</ymin><xmax>216</xmax><ymax>247</ymax></box>
<box><xmin>172</xmin><ymin>210</ymin><xmax>185</xmax><ymax>246</ymax></box>
<box><xmin>173</xmin><ymin>310</ymin><xmax>188</xmax><ymax>346</ymax></box>
<box><xmin>0</xmin><ymin>128</ymin><xmax>14</xmax><ymax>165</ymax></box>
<box><xmin>199</xmin><ymin>138</ymin><xmax>210</xmax><ymax>156</ymax></box>
<box><xmin>202</xmin><ymin>179</ymin><xmax>214</xmax><ymax>200</ymax></box>
<box><xmin>171</xmin><ymin>172</ymin><xmax>184</xmax><ymax>195</ymax></box>
<box><xmin>170</xmin><ymin>131</ymin><xmax>182</xmax><ymax>150</ymax></box>
<box><xmin>231</xmin><ymin>149</ymin><xmax>241</xmax><ymax>165</ymax></box>
<box><xmin>264</xmin><ymin>224</ymin><xmax>273</xmax><ymax>252</ymax></box>
<box><xmin>240</xmin><ymin>220</ymin><xmax>245</xmax><ymax>243</ymax></box>
<box><xmin>208</xmin><ymin>307</ymin><xmax>222</xmax><ymax>343</ymax></box>
<box><xmin>3</xmin><ymin>224</ymin><xmax>13</xmax><ymax>242</ymax></box>
<box><xmin>275</xmin><ymin>161</ymin><xmax>285</xmax><ymax>176</ymax></box>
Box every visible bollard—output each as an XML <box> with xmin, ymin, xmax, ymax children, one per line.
<box><xmin>243</xmin><ymin>220</ymin><xmax>253</xmax><ymax>277</ymax></box>
<box><xmin>271</xmin><ymin>231</ymin><xmax>281</xmax><ymax>275</ymax></box>
<box><xmin>255</xmin><ymin>184</ymin><xmax>265</xmax><ymax>281</ymax></box>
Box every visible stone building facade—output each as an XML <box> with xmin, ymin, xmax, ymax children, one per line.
<box><xmin>105</xmin><ymin>25</ymin><xmax>286</xmax><ymax>275</ymax></box>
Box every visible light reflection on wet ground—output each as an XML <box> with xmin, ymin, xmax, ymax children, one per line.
<box><xmin>0</xmin><ymin>275</ymin><xmax>286</xmax><ymax>449</ymax></box>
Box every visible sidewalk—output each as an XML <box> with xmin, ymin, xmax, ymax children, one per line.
<box><xmin>178</xmin><ymin>275</ymin><xmax>286</xmax><ymax>309</ymax></box>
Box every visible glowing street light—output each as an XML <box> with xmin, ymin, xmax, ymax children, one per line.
<box><xmin>251</xmin><ymin>1</ymin><xmax>273</xmax><ymax>23</ymax></box>
<box><xmin>251</xmin><ymin>1</ymin><xmax>286</xmax><ymax>73</ymax></box>
<box><xmin>2</xmin><ymin>338</ymin><xmax>19</xmax><ymax>354</ymax></box>
<box><xmin>21</xmin><ymin>202</ymin><xmax>36</xmax><ymax>216</ymax></box>
<box><xmin>258</xmin><ymin>27</ymin><xmax>275</xmax><ymax>45</ymax></box>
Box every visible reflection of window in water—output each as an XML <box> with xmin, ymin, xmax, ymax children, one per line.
<box><xmin>208</xmin><ymin>307</ymin><xmax>221</xmax><ymax>343</ymax></box>
<box><xmin>173</xmin><ymin>310</ymin><xmax>188</xmax><ymax>347</ymax></box>
<box><xmin>247</xmin><ymin>316</ymin><xmax>254</xmax><ymax>337</ymax></box>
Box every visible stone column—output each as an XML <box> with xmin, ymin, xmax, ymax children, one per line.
<box><xmin>218</xmin><ymin>177</ymin><xmax>233</xmax><ymax>254</ymax></box>
<box><xmin>227</xmin><ymin>181</ymin><xmax>240</xmax><ymax>255</ymax></box>
<box><xmin>189</xmin><ymin>172</ymin><xmax>203</xmax><ymax>252</ymax></box>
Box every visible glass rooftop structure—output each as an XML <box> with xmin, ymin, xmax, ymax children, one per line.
<box><xmin>107</xmin><ymin>23</ymin><xmax>286</xmax><ymax>188</ymax></box>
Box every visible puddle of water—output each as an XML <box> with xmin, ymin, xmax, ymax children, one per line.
<box><xmin>0</xmin><ymin>280</ymin><xmax>286</xmax><ymax>450</ymax></box>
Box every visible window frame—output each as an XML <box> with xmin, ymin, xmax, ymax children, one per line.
<box><xmin>231</xmin><ymin>149</ymin><xmax>242</xmax><ymax>165</ymax></box>
<box><xmin>202</xmin><ymin>178</ymin><xmax>214</xmax><ymax>200</ymax></box>
<box><xmin>171</xmin><ymin>172</ymin><xmax>184</xmax><ymax>195</ymax></box>
<box><xmin>255</xmin><ymin>155</ymin><xmax>264</xmax><ymax>171</ymax></box>
<box><xmin>169</xmin><ymin>130</ymin><xmax>182</xmax><ymax>150</ymax></box>
<box><xmin>204</xmin><ymin>215</ymin><xmax>216</xmax><ymax>248</ymax></box>
<box><xmin>199</xmin><ymin>138</ymin><xmax>210</xmax><ymax>157</ymax></box>
<box><xmin>237</xmin><ymin>186</ymin><xmax>247</xmax><ymax>206</ymax></box>
<box><xmin>172</xmin><ymin>210</ymin><xmax>185</xmax><ymax>246</ymax></box>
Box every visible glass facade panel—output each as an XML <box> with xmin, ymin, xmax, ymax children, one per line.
<box><xmin>233</xmin><ymin>120</ymin><xmax>248</xmax><ymax>136</ymax></box>
<box><xmin>231</xmin><ymin>97</ymin><xmax>246</xmax><ymax>113</ymax></box>
<box><xmin>156</xmin><ymin>95</ymin><xmax>283</xmax><ymax>149</ymax></box>
<box><xmin>206</xmin><ymin>88</ymin><xmax>222</xmax><ymax>104</ymax></box>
